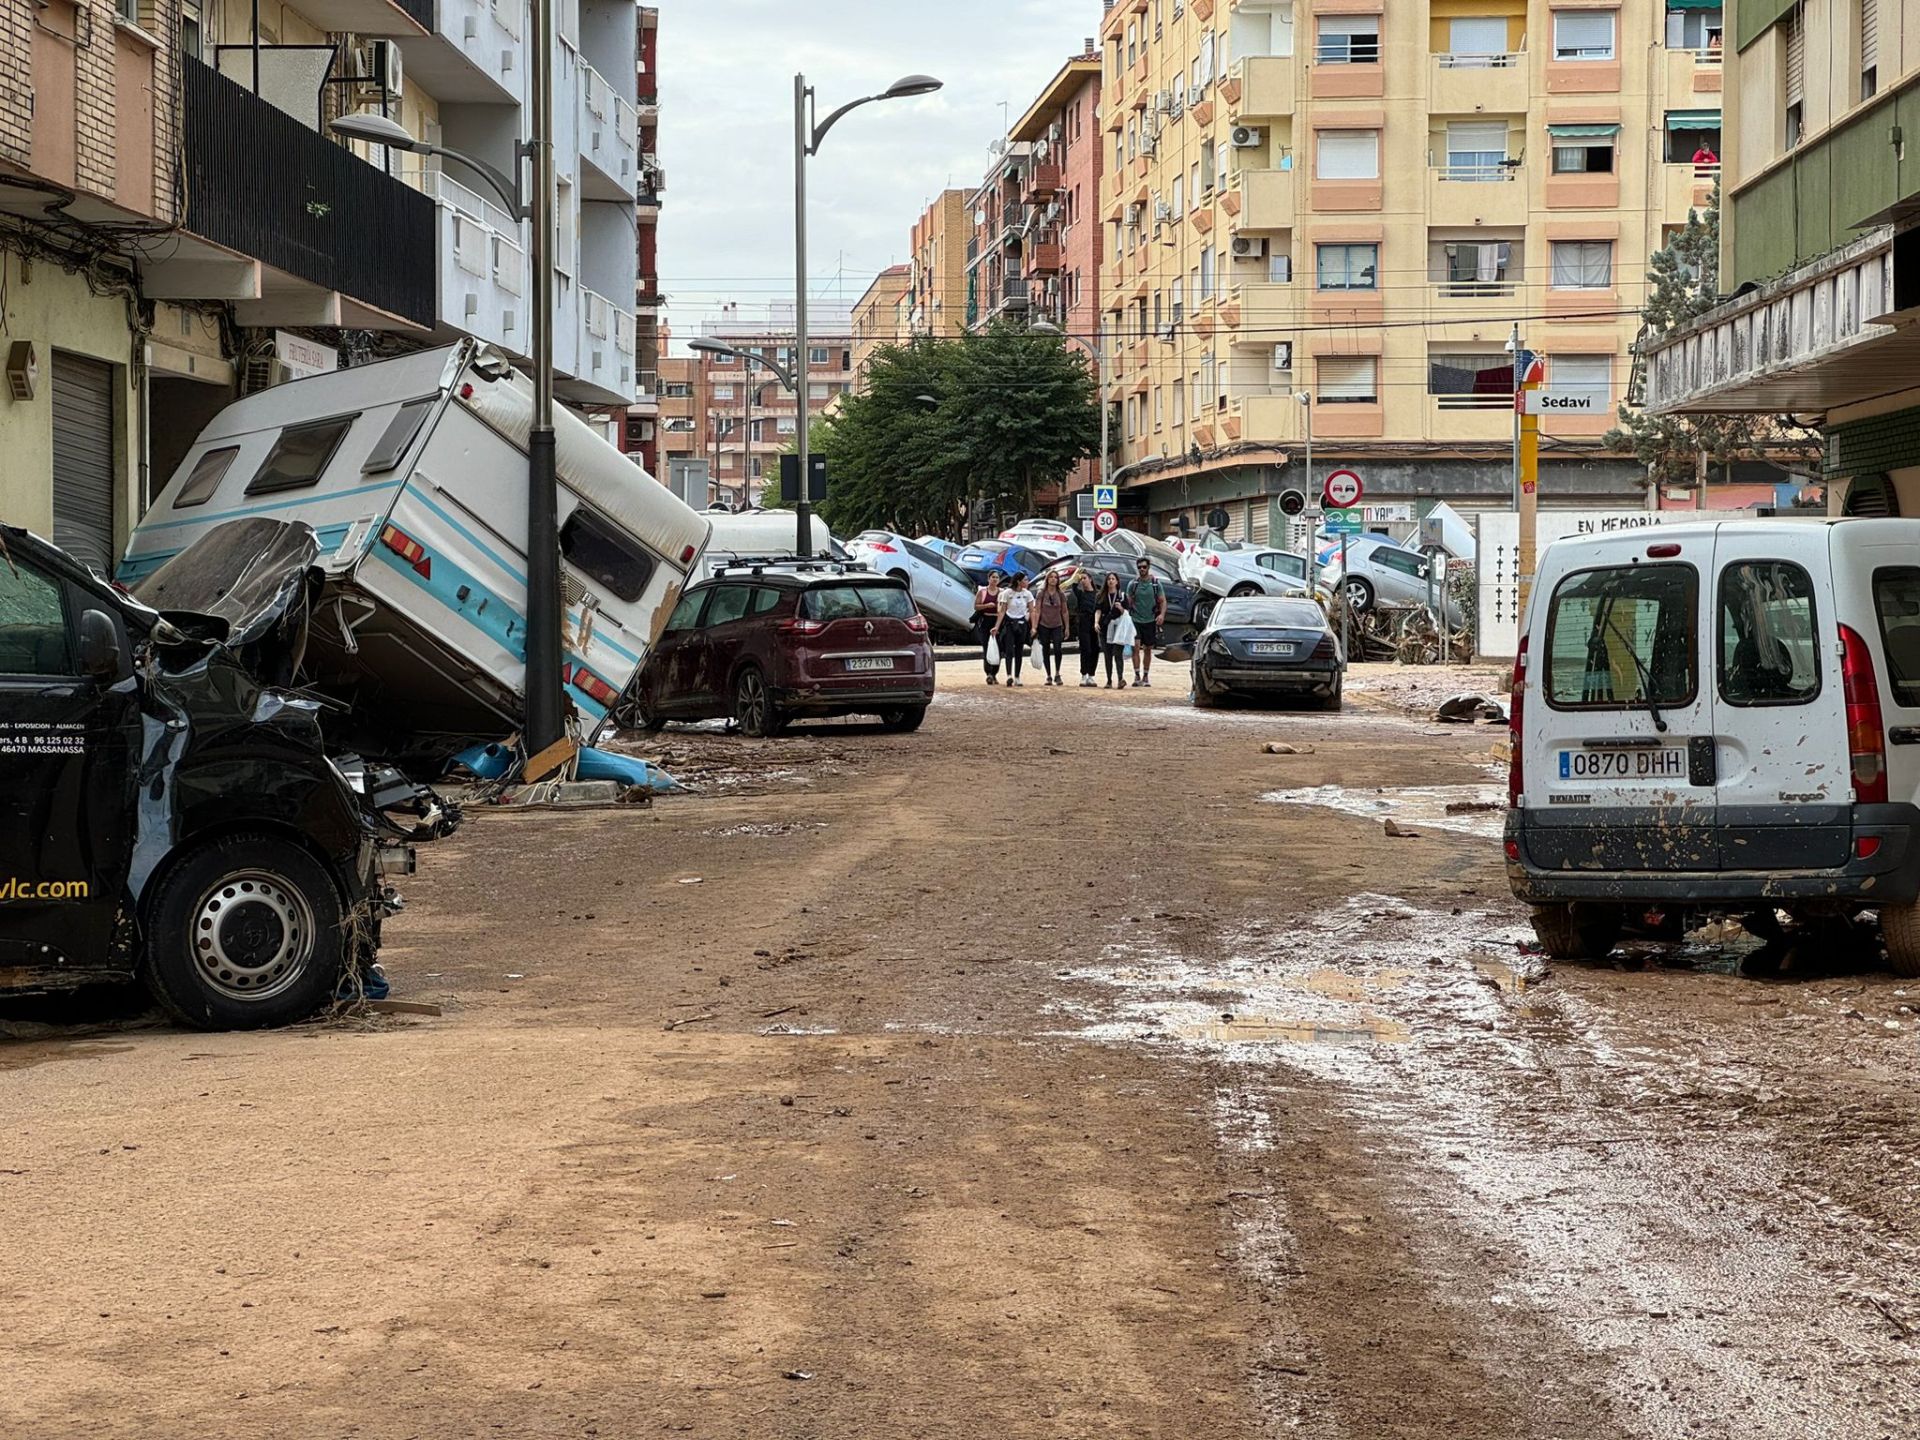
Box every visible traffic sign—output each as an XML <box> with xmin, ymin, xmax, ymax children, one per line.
<box><xmin>1323</xmin><ymin>469</ymin><xmax>1363</xmax><ymax>508</ymax></box>
<box><xmin>1324</xmin><ymin>507</ymin><xmax>1364</xmax><ymax>535</ymax></box>
<box><xmin>1093</xmin><ymin>482</ymin><xmax>1118</xmax><ymax>510</ymax></box>
<box><xmin>1093</xmin><ymin>509</ymin><xmax>1119</xmax><ymax>536</ymax></box>
<box><xmin>1278</xmin><ymin>488</ymin><xmax>1307</xmax><ymax>517</ymax></box>
<box><xmin>1522</xmin><ymin>390</ymin><xmax>1608</xmax><ymax>416</ymax></box>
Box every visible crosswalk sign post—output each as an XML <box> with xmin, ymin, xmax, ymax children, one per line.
<box><xmin>1093</xmin><ymin>482</ymin><xmax>1118</xmax><ymax>511</ymax></box>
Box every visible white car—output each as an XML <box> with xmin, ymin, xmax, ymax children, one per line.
<box><xmin>1319</xmin><ymin>534</ymin><xmax>1462</xmax><ymax>625</ymax></box>
<box><xmin>1185</xmin><ymin>546</ymin><xmax>1311</xmax><ymax>627</ymax></box>
<box><xmin>999</xmin><ymin>518</ymin><xmax>1092</xmax><ymax>562</ymax></box>
<box><xmin>845</xmin><ymin>530</ymin><xmax>979</xmax><ymax>639</ymax></box>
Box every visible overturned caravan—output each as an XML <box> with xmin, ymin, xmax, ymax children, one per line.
<box><xmin>121</xmin><ymin>341</ymin><xmax>712</xmax><ymax>762</ymax></box>
<box><xmin>0</xmin><ymin>521</ymin><xmax>448</xmax><ymax>1029</ymax></box>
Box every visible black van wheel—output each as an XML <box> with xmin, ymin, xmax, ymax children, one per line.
<box><xmin>1879</xmin><ymin>901</ymin><xmax>1920</xmax><ymax>977</ymax></box>
<box><xmin>144</xmin><ymin>834</ymin><xmax>346</xmax><ymax>1030</ymax></box>
<box><xmin>1529</xmin><ymin>903</ymin><xmax>1622</xmax><ymax>961</ymax></box>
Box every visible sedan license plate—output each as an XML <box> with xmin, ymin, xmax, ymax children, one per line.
<box><xmin>1557</xmin><ymin>746</ymin><xmax>1687</xmax><ymax>780</ymax></box>
<box><xmin>1250</xmin><ymin>641</ymin><xmax>1295</xmax><ymax>657</ymax></box>
<box><xmin>844</xmin><ymin>656</ymin><xmax>894</xmax><ymax>673</ymax></box>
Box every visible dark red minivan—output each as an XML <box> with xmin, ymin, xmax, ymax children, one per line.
<box><xmin>626</xmin><ymin>564</ymin><xmax>934</xmax><ymax>736</ymax></box>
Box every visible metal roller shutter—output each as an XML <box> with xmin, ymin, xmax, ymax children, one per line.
<box><xmin>1225</xmin><ymin>503</ymin><xmax>1247</xmax><ymax>542</ymax></box>
<box><xmin>1250</xmin><ymin>500</ymin><xmax>1270</xmax><ymax>545</ymax></box>
<box><xmin>51</xmin><ymin>353</ymin><xmax>117</xmax><ymax>575</ymax></box>
<box><xmin>1861</xmin><ymin>0</ymin><xmax>1878</xmax><ymax>70</ymax></box>
<box><xmin>1784</xmin><ymin>4</ymin><xmax>1805</xmax><ymax>104</ymax></box>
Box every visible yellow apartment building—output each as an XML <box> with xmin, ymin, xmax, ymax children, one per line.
<box><xmin>1097</xmin><ymin>0</ymin><xmax>1729</xmax><ymax>539</ymax></box>
<box><xmin>852</xmin><ymin>265</ymin><xmax>913</xmax><ymax>391</ymax></box>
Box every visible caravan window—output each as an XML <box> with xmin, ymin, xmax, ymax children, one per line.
<box><xmin>362</xmin><ymin>399</ymin><xmax>435</xmax><ymax>475</ymax></box>
<box><xmin>245</xmin><ymin>416</ymin><xmax>357</xmax><ymax>496</ymax></box>
<box><xmin>561</xmin><ymin>506</ymin><xmax>655</xmax><ymax>603</ymax></box>
<box><xmin>172</xmin><ymin>446</ymin><xmax>242</xmax><ymax>509</ymax></box>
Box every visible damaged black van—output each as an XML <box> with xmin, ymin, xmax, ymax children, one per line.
<box><xmin>0</xmin><ymin>519</ymin><xmax>443</xmax><ymax>1029</ymax></box>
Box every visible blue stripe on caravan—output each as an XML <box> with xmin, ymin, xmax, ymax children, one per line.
<box><xmin>131</xmin><ymin>479</ymin><xmax>407</xmax><ymax>535</ymax></box>
<box><xmin>117</xmin><ymin>523</ymin><xmax>356</xmax><ymax>584</ymax></box>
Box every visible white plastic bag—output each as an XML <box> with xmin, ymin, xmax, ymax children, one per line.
<box><xmin>1031</xmin><ymin>633</ymin><xmax>1045</xmax><ymax>665</ymax></box>
<box><xmin>985</xmin><ymin>634</ymin><xmax>1001</xmax><ymax>667</ymax></box>
<box><xmin>1106</xmin><ymin>612</ymin><xmax>1137</xmax><ymax>648</ymax></box>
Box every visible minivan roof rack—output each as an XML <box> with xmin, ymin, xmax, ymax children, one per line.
<box><xmin>710</xmin><ymin>556</ymin><xmax>878</xmax><ymax>579</ymax></box>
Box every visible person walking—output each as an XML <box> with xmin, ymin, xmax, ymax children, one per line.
<box><xmin>1034</xmin><ymin>571</ymin><xmax>1069</xmax><ymax>686</ymax></box>
<box><xmin>973</xmin><ymin>571</ymin><xmax>1005</xmax><ymax>684</ymax></box>
<box><xmin>1070</xmin><ymin>566</ymin><xmax>1102</xmax><ymax>686</ymax></box>
<box><xmin>1097</xmin><ymin>572</ymin><xmax>1131</xmax><ymax>688</ymax></box>
<box><xmin>994</xmin><ymin>573</ymin><xmax>1036</xmax><ymax>687</ymax></box>
<box><xmin>1126</xmin><ymin>557</ymin><xmax>1169</xmax><ymax>687</ymax></box>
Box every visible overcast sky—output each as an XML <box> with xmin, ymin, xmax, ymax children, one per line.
<box><xmin>655</xmin><ymin>0</ymin><xmax>1096</xmax><ymax>348</ymax></box>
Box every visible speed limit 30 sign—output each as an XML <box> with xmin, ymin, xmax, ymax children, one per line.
<box><xmin>1322</xmin><ymin>469</ymin><xmax>1363</xmax><ymax>508</ymax></box>
<box><xmin>1093</xmin><ymin>509</ymin><xmax>1119</xmax><ymax>536</ymax></box>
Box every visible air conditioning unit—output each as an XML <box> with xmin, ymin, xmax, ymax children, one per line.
<box><xmin>1231</xmin><ymin>125</ymin><xmax>1264</xmax><ymax>148</ymax></box>
<box><xmin>1142</xmin><ymin>131</ymin><xmax>1158</xmax><ymax>156</ymax></box>
<box><xmin>242</xmin><ymin>355</ymin><xmax>293</xmax><ymax>393</ymax></box>
<box><xmin>1271</xmin><ymin>342</ymin><xmax>1294</xmax><ymax>372</ymax></box>
<box><xmin>1124</xmin><ymin>202</ymin><xmax>1143</xmax><ymax>226</ymax></box>
<box><xmin>1154</xmin><ymin>198</ymin><xmax>1174</xmax><ymax>222</ymax></box>
<box><xmin>1151</xmin><ymin>90</ymin><xmax>1172</xmax><ymax>113</ymax></box>
<box><xmin>1188</xmin><ymin>85</ymin><xmax>1206</xmax><ymax>107</ymax></box>
<box><xmin>1230</xmin><ymin>236</ymin><xmax>1267</xmax><ymax>260</ymax></box>
<box><xmin>361</xmin><ymin>38</ymin><xmax>404</xmax><ymax>98</ymax></box>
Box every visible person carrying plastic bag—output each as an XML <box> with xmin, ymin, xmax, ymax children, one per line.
<box><xmin>1097</xmin><ymin>572</ymin><xmax>1134</xmax><ymax>689</ymax></box>
<box><xmin>973</xmin><ymin>572</ymin><xmax>1005</xmax><ymax>684</ymax></box>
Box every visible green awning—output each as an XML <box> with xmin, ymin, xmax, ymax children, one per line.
<box><xmin>1664</xmin><ymin>109</ymin><xmax>1722</xmax><ymax>131</ymax></box>
<box><xmin>1666</xmin><ymin>0</ymin><xmax>1721</xmax><ymax>10</ymax></box>
<box><xmin>1547</xmin><ymin>124</ymin><xmax>1621</xmax><ymax>139</ymax></box>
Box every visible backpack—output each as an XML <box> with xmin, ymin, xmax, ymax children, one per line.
<box><xmin>1128</xmin><ymin>578</ymin><xmax>1164</xmax><ymax>613</ymax></box>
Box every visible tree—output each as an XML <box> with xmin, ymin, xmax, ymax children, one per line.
<box><xmin>1606</xmin><ymin>182</ymin><xmax>1821</xmax><ymax>490</ymax></box>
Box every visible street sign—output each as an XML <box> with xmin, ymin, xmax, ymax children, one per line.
<box><xmin>1522</xmin><ymin>390</ymin><xmax>1608</xmax><ymax>416</ymax></box>
<box><xmin>1323</xmin><ymin>469</ymin><xmax>1363</xmax><ymax>508</ymax></box>
<box><xmin>1074</xmin><ymin>492</ymin><xmax>1097</xmax><ymax>521</ymax></box>
<box><xmin>778</xmin><ymin>453</ymin><xmax>827</xmax><ymax>503</ymax></box>
<box><xmin>1324</xmin><ymin>507</ymin><xmax>1364</xmax><ymax>535</ymax></box>
<box><xmin>1093</xmin><ymin>509</ymin><xmax>1119</xmax><ymax>536</ymax></box>
<box><xmin>1093</xmin><ymin>482</ymin><xmax>1118</xmax><ymax>510</ymax></box>
<box><xmin>1278</xmin><ymin>488</ymin><xmax>1307</xmax><ymax>517</ymax></box>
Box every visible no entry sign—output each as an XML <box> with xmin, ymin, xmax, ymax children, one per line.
<box><xmin>1322</xmin><ymin>469</ymin><xmax>1363</xmax><ymax>508</ymax></box>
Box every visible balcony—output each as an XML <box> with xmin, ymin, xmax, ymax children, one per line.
<box><xmin>579</xmin><ymin>56</ymin><xmax>639</xmax><ymax>200</ymax></box>
<box><xmin>1233</xmin><ymin>167</ymin><xmax>1295</xmax><ymax>231</ymax></box>
<box><xmin>1029</xmin><ymin>231</ymin><xmax>1064</xmax><ymax>275</ymax></box>
<box><xmin>419</xmin><ymin>169</ymin><xmax>528</xmax><ymax>351</ymax></box>
<box><xmin>1232</xmin><ymin>56</ymin><xmax>1294</xmax><ymax>118</ymax></box>
<box><xmin>1426</xmin><ymin>162</ymin><xmax>1526</xmax><ymax>228</ymax></box>
<box><xmin>1239</xmin><ymin>393</ymin><xmax>1305</xmax><ymax>443</ymax></box>
<box><xmin>296</xmin><ymin>0</ymin><xmax>429</xmax><ymax>37</ymax></box>
<box><xmin>1428</xmin><ymin>50</ymin><xmax>1528</xmax><ymax>114</ymax></box>
<box><xmin>1663</xmin><ymin>160</ymin><xmax>1720</xmax><ymax>218</ymax></box>
<box><xmin>1227</xmin><ymin>281</ymin><xmax>1298</xmax><ymax>344</ymax></box>
<box><xmin>394</xmin><ymin>0</ymin><xmax>521</xmax><ymax>104</ymax></box>
<box><xmin>180</xmin><ymin>56</ymin><xmax>434</xmax><ymax>328</ymax></box>
<box><xmin>1000</xmin><ymin>202</ymin><xmax>1030</xmax><ymax>240</ymax></box>
<box><xmin>579</xmin><ymin>287</ymin><xmax>637</xmax><ymax>403</ymax></box>
<box><xmin>1024</xmin><ymin>162</ymin><xmax>1063</xmax><ymax>202</ymax></box>
<box><xmin>1663</xmin><ymin>44</ymin><xmax>1723</xmax><ymax>100</ymax></box>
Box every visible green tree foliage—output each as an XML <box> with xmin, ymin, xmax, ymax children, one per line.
<box><xmin>800</xmin><ymin>323</ymin><xmax>1099</xmax><ymax>536</ymax></box>
<box><xmin>1606</xmin><ymin>183</ymin><xmax>1821</xmax><ymax>488</ymax></box>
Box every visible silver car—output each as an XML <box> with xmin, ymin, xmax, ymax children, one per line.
<box><xmin>845</xmin><ymin>530</ymin><xmax>979</xmax><ymax>640</ymax></box>
<box><xmin>1182</xmin><ymin>544</ymin><xmax>1310</xmax><ymax>627</ymax></box>
<box><xmin>1318</xmin><ymin>535</ymin><xmax>1463</xmax><ymax>625</ymax></box>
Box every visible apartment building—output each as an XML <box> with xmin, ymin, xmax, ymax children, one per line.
<box><xmin>1096</xmin><ymin>0</ymin><xmax>1724</xmax><ymax>538</ymax></box>
<box><xmin>623</xmin><ymin>3</ymin><xmax>664</xmax><ymax>471</ymax></box>
<box><xmin>966</xmin><ymin>141</ymin><xmax>1038</xmax><ymax>330</ymax></box>
<box><xmin>909</xmin><ymin>189</ymin><xmax>970</xmax><ymax>337</ymax></box>
<box><xmin>852</xmin><ymin>265</ymin><xmax>912</xmax><ymax>390</ymax></box>
<box><xmin>656</xmin><ymin>351</ymin><xmax>704</xmax><ymax>479</ymax></box>
<box><xmin>1644</xmin><ymin>0</ymin><xmax>1919</xmax><ymax>516</ymax></box>
<box><xmin>697</xmin><ymin>303</ymin><xmax>854</xmax><ymax>508</ymax></box>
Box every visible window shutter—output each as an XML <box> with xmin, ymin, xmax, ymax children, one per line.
<box><xmin>1317</xmin><ymin>130</ymin><xmax>1379</xmax><ymax>179</ymax></box>
<box><xmin>1318</xmin><ymin>355</ymin><xmax>1377</xmax><ymax>401</ymax></box>
<box><xmin>1785</xmin><ymin>6</ymin><xmax>1805</xmax><ymax>103</ymax></box>
<box><xmin>1861</xmin><ymin>0</ymin><xmax>1878</xmax><ymax>69</ymax></box>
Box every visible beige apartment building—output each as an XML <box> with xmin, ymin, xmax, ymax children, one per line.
<box><xmin>1097</xmin><ymin>0</ymin><xmax>1728</xmax><ymax>538</ymax></box>
<box><xmin>851</xmin><ymin>264</ymin><xmax>912</xmax><ymax>391</ymax></box>
<box><xmin>909</xmin><ymin>190</ymin><xmax>971</xmax><ymax>338</ymax></box>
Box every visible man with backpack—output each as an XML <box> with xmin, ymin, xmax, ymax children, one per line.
<box><xmin>1127</xmin><ymin>558</ymin><xmax>1168</xmax><ymax>687</ymax></box>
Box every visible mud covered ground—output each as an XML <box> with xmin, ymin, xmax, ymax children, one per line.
<box><xmin>1</xmin><ymin>661</ymin><xmax>1916</xmax><ymax>1438</ymax></box>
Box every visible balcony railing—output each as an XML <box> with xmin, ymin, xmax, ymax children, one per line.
<box><xmin>1432</xmin><ymin>279</ymin><xmax>1518</xmax><ymax>300</ymax></box>
<box><xmin>1686</xmin><ymin>44</ymin><xmax>1723</xmax><ymax>65</ymax></box>
<box><xmin>1434</xmin><ymin>390</ymin><xmax>1516</xmax><ymax>410</ymax></box>
<box><xmin>181</xmin><ymin>55</ymin><xmax>433</xmax><ymax>326</ymax></box>
<box><xmin>1434</xmin><ymin>50</ymin><xmax>1520</xmax><ymax>69</ymax></box>
<box><xmin>1434</xmin><ymin>159</ymin><xmax>1519</xmax><ymax>182</ymax></box>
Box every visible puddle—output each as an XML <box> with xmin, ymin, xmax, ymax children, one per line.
<box><xmin>1262</xmin><ymin>783</ymin><xmax>1508</xmax><ymax>839</ymax></box>
<box><xmin>1176</xmin><ymin>1013</ymin><xmax>1410</xmax><ymax>1046</ymax></box>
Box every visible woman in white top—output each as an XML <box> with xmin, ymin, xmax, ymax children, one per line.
<box><xmin>994</xmin><ymin>574</ymin><xmax>1036</xmax><ymax>687</ymax></box>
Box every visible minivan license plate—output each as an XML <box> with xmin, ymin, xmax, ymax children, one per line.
<box><xmin>844</xmin><ymin>656</ymin><xmax>894</xmax><ymax>673</ymax></box>
<box><xmin>1557</xmin><ymin>747</ymin><xmax>1687</xmax><ymax>780</ymax></box>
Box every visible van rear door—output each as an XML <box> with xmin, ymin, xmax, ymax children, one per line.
<box><xmin>1523</xmin><ymin>541</ymin><xmax>1717</xmax><ymax>871</ymax></box>
<box><xmin>1708</xmin><ymin>531</ymin><xmax>1850</xmax><ymax>869</ymax></box>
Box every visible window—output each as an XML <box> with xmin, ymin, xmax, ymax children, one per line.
<box><xmin>1551</xmin><ymin>354</ymin><xmax>1612</xmax><ymax>406</ymax></box>
<box><xmin>712</xmin><ymin>384</ymin><xmax>735</xmax><ymax>401</ymax></box>
<box><xmin>1316</xmin><ymin>243</ymin><xmax>1378</xmax><ymax>290</ymax></box>
<box><xmin>1373</xmin><ymin>547</ymin><xmax>1430</xmax><ymax>580</ymax></box>
<box><xmin>663</xmin><ymin>590</ymin><xmax>705</xmax><ymax>632</ymax></box>
<box><xmin>1171</xmin><ymin>174</ymin><xmax>1184</xmax><ymax>214</ymax></box>
<box><xmin>1545</xmin><ymin>564</ymin><xmax>1697</xmax><ymax>709</ymax></box>
<box><xmin>1316</xmin><ymin>15</ymin><xmax>1379</xmax><ymax>63</ymax></box>
<box><xmin>1439</xmin><ymin>240</ymin><xmax>1513</xmax><ymax>295</ymax></box>
<box><xmin>1444</xmin><ymin>121</ymin><xmax>1510</xmax><ymax>180</ymax></box>
<box><xmin>362</xmin><ymin>399</ymin><xmax>434</xmax><ymax>474</ymax></box>
<box><xmin>1550</xmin><ymin>240</ymin><xmax>1612</xmax><ymax>289</ymax></box>
<box><xmin>1317</xmin><ymin>355</ymin><xmax>1377</xmax><ymax>404</ymax></box>
<box><xmin>1874</xmin><ymin>568</ymin><xmax>1920</xmax><ymax>707</ymax></box>
<box><xmin>809</xmin><ymin>383</ymin><xmax>828</xmax><ymax>400</ymax></box>
<box><xmin>808</xmin><ymin>346</ymin><xmax>828</xmax><ymax>365</ymax></box>
<box><xmin>803</xmin><ymin>584</ymin><xmax>913</xmax><ymax>621</ymax></box>
<box><xmin>1553</xmin><ymin>10</ymin><xmax>1616</xmax><ymax>60</ymax></box>
<box><xmin>1664</xmin><ymin>5</ymin><xmax>1723</xmax><ymax>51</ymax></box>
<box><xmin>1199</xmin><ymin>245</ymin><xmax>1215</xmax><ymax>300</ymax></box>
<box><xmin>171</xmin><ymin>446</ymin><xmax>241</xmax><ymax>508</ymax></box>
<box><xmin>1719</xmin><ymin>561</ymin><xmax>1819</xmax><ymax>705</ymax></box>
<box><xmin>749</xmin><ymin>586</ymin><xmax>783</xmax><ymax>616</ymax></box>
<box><xmin>701</xmin><ymin>585</ymin><xmax>753</xmax><ymax>627</ymax></box>
<box><xmin>1448</xmin><ymin>15</ymin><xmax>1510</xmax><ymax>61</ymax></box>
<box><xmin>1549</xmin><ymin>126</ymin><xmax>1618</xmax><ymax>173</ymax></box>
<box><xmin>1427</xmin><ymin>351</ymin><xmax>1514</xmax><ymax>408</ymax></box>
<box><xmin>776</xmin><ymin>417</ymin><xmax>797</xmax><ymax>435</ymax></box>
<box><xmin>0</xmin><ymin>557</ymin><xmax>73</xmax><ymax>676</ymax></box>
<box><xmin>1861</xmin><ymin>0</ymin><xmax>1879</xmax><ymax>97</ymax></box>
<box><xmin>1257</xmin><ymin>552</ymin><xmax>1308</xmax><ymax>581</ymax></box>
<box><xmin>560</xmin><ymin>506</ymin><xmax>656</xmax><ymax>602</ymax></box>
<box><xmin>1316</xmin><ymin>129</ymin><xmax>1379</xmax><ymax>180</ymax></box>
<box><xmin>244</xmin><ymin>415</ymin><xmax>357</xmax><ymax>495</ymax></box>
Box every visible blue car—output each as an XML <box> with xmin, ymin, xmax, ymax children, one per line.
<box><xmin>957</xmin><ymin>541</ymin><xmax>1052</xmax><ymax>585</ymax></box>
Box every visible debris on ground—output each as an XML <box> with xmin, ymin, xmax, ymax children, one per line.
<box><xmin>1262</xmin><ymin>742</ymin><xmax>1316</xmax><ymax>755</ymax></box>
<box><xmin>1383</xmin><ymin>819</ymin><xmax>1419</xmax><ymax>838</ymax></box>
<box><xmin>1435</xmin><ymin>692</ymin><xmax>1510</xmax><ymax>725</ymax></box>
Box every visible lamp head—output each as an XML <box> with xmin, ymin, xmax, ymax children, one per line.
<box><xmin>329</xmin><ymin>114</ymin><xmax>418</xmax><ymax>151</ymax></box>
<box><xmin>1294</xmin><ymin>390</ymin><xmax>1311</xmax><ymax>406</ymax></box>
<box><xmin>688</xmin><ymin>338</ymin><xmax>732</xmax><ymax>358</ymax></box>
<box><xmin>882</xmin><ymin>74</ymin><xmax>944</xmax><ymax>100</ymax></box>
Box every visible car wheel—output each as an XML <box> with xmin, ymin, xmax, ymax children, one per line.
<box><xmin>1229</xmin><ymin>582</ymin><xmax>1261</xmax><ymax>598</ymax></box>
<box><xmin>630</xmin><ymin>684</ymin><xmax>666</xmax><ymax>733</ymax></box>
<box><xmin>143</xmin><ymin>833</ymin><xmax>347</xmax><ymax>1030</ymax></box>
<box><xmin>734</xmin><ymin>665</ymin><xmax>783</xmax><ymax>738</ymax></box>
<box><xmin>1880</xmin><ymin>900</ymin><xmax>1920</xmax><ymax>977</ymax></box>
<box><xmin>1344</xmin><ymin>576</ymin><xmax>1376</xmax><ymax>613</ymax></box>
<box><xmin>1192</xmin><ymin>670</ymin><xmax>1217</xmax><ymax>708</ymax></box>
<box><xmin>1316</xmin><ymin>676</ymin><xmax>1344</xmax><ymax>711</ymax></box>
<box><xmin>879</xmin><ymin>706</ymin><xmax>926</xmax><ymax>733</ymax></box>
<box><xmin>1529</xmin><ymin>903</ymin><xmax>1622</xmax><ymax>961</ymax></box>
<box><xmin>1192</xmin><ymin>594</ymin><xmax>1217</xmax><ymax>629</ymax></box>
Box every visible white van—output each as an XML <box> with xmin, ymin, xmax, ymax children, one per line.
<box><xmin>1507</xmin><ymin>518</ymin><xmax>1920</xmax><ymax>973</ymax></box>
<box><xmin>697</xmin><ymin>509</ymin><xmax>837</xmax><ymax>579</ymax></box>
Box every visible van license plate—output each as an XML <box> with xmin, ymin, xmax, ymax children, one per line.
<box><xmin>1558</xmin><ymin>747</ymin><xmax>1687</xmax><ymax>780</ymax></box>
<box><xmin>844</xmin><ymin>657</ymin><xmax>894</xmax><ymax>673</ymax></box>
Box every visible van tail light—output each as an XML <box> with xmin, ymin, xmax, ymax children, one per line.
<box><xmin>380</xmin><ymin>523</ymin><xmax>431</xmax><ymax>579</ymax></box>
<box><xmin>904</xmin><ymin>613</ymin><xmax>929</xmax><ymax>634</ymax></box>
<box><xmin>1840</xmin><ymin>624</ymin><xmax>1889</xmax><ymax>804</ymax></box>
<box><xmin>1508</xmin><ymin>635</ymin><xmax>1529</xmax><ymax>808</ymax></box>
<box><xmin>778</xmin><ymin>617</ymin><xmax>826</xmax><ymax>637</ymax></box>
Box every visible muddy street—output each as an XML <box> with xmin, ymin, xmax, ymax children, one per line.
<box><xmin>3</xmin><ymin>661</ymin><xmax>1918</xmax><ymax>1438</ymax></box>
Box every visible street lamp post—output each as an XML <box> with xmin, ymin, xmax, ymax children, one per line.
<box><xmin>792</xmin><ymin>72</ymin><xmax>942</xmax><ymax>557</ymax></box>
<box><xmin>330</xmin><ymin>94</ymin><xmax>564</xmax><ymax>753</ymax></box>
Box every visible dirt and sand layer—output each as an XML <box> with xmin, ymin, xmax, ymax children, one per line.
<box><xmin>1</xmin><ymin>661</ymin><xmax>1915</xmax><ymax>1438</ymax></box>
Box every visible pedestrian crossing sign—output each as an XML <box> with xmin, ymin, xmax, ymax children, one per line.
<box><xmin>1093</xmin><ymin>483</ymin><xmax>1118</xmax><ymax>510</ymax></box>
